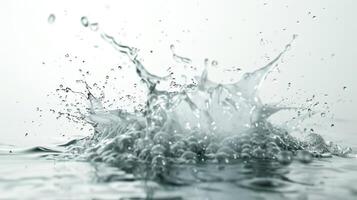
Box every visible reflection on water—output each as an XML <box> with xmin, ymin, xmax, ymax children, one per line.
<box><xmin>1</xmin><ymin>148</ymin><xmax>356</xmax><ymax>200</ymax></box>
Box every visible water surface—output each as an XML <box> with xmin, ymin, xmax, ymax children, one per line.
<box><xmin>1</xmin><ymin>147</ymin><xmax>356</xmax><ymax>199</ymax></box>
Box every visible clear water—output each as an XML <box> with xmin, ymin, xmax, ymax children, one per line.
<box><xmin>1</xmin><ymin>146</ymin><xmax>356</xmax><ymax>199</ymax></box>
<box><xmin>1</xmin><ymin>16</ymin><xmax>357</xmax><ymax>199</ymax></box>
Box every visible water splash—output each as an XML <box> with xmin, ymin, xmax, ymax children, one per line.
<box><xmin>55</xmin><ymin>20</ymin><xmax>352</xmax><ymax>176</ymax></box>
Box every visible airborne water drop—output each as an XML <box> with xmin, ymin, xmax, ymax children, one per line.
<box><xmin>211</xmin><ymin>60</ymin><xmax>218</xmax><ymax>66</ymax></box>
<box><xmin>81</xmin><ymin>16</ymin><xmax>89</xmax><ymax>27</ymax></box>
<box><xmin>48</xmin><ymin>14</ymin><xmax>56</xmax><ymax>24</ymax></box>
<box><xmin>89</xmin><ymin>23</ymin><xmax>99</xmax><ymax>31</ymax></box>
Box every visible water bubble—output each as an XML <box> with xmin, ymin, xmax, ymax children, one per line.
<box><xmin>205</xmin><ymin>143</ymin><xmax>219</xmax><ymax>154</ymax></box>
<box><xmin>151</xmin><ymin>144</ymin><xmax>166</xmax><ymax>156</ymax></box>
<box><xmin>217</xmin><ymin>146</ymin><xmax>236</xmax><ymax>158</ymax></box>
<box><xmin>277</xmin><ymin>151</ymin><xmax>293</xmax><ymax>165</ymax></box>
<box><xmin>241</xmin><ymin>143</ymin><xmax>251</xmax><ymax>151</ymax></box>
<box><xmin>181</xmin><ymin>151</ymin><xmax>197</xmax><ymax>161</ymax></box>
<box><xmin>252</xmin><ymin>147</ymin><xmax>265</xmax><ymax>158</ymax></box>
<box><xmin>48</xmin><ymin>14</ymin><xmax>56</xmax><ymax>24</ymax></box>
<box><xmin>267</xmin><ymin>146</ymin><xmax>280</xmax><ymax>157</ymax></box>
<box><xmin>152</xmin><ymin>155</ymin><xmax>167</xmax><ymax>172</ymax></box>
<box><xmin>215</xmin><ymin>152</ymin><xmax>230</xmax><ymax>163</ymax></box>
<box><xmin>171</xmin><ymin>141</ymin><xmax>186</xmax><ymax>156</ymax></box>
<box><xmin>296</xmin><ymin>150</ymin><xmax>312</xmax><ymax>163</ymax></box>
<box><xmin>116</xmin><ymin>136</ymin><xmax>134</xmax><ymax>152</ymax></box>
<box><xmin>81</xmin><ymin>16</ymin><xmax>89</xmax><ymax>27</ymax></box>
<box><xmin>188</xmin><ymin>141</ymin><xmax>199</xmax><ymax>152</ymax></box>
<box><xmin>153</xmin><ymin>131</ymin><xmax>170</xmax><ymax>144</ymax></box>
<box><xmin>138</xmin><ymin>148</ymin><xmax>150</xmax><ymax>160</ymax></box>
<box><xmin>240</xmin><ymin>152</ymin><xmax>251</xmax><ymax>159</ymax></box>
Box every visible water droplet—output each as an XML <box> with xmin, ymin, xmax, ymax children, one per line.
<box><xmin>170</xmin><ymin>44</ymin><xmax>175</xmax><ymax>51</ymax></box>
<box><xmin>343</xmin><ymin>86</ymin><xmax>347</xmax><ymax>90</ymax></box>
<box><xmin>320</xmin><ymin>112</ymin><xmax>326</xmax><ymax>117</ymax></box>
<box><xmin>277</xmin><ymin>151</ymin><xmax>293</xmax><ymax>165</ymax></box>
<box><xmin>48</xmin><ymin>14</ymin><xmax>56</xmax><ymax>24</ymax></box>
<box><xmin>211</xmin><ymin>60</ymin><xmax>218</xmax><ymax>66</ymax></box>
<box><xmin>296</xmin><ymin>150</ymin><xmax>312</xmax><ymax>163</ymax></box>
<box><xmin>81</xmin><ymin>16</ymin><xmax>89</xmax><ymax>27</ymax></box>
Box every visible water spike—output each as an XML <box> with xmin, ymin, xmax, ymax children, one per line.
<box><xmin>198</xmin><ymin>68</ymin><xmax>208</xmax><ymax>91</ymax></box>
<box><xmin>234</xmin><ymin>39</ymin><xmax>294</xmax><ymax>102</ymax></box>
<box><xmin>101</xmin><ymin>33</ymin><xmax>169</xmax><ymax>89</ymax></box>
<box><xmin>197</xmin><ymin>58</ymin><xmax>211</xmax><ymax>91</ymax></box>
<box><xmin>170</xmin><ymin>44</ymin><xmax>192</xmax><ymax>64</ymax></box>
